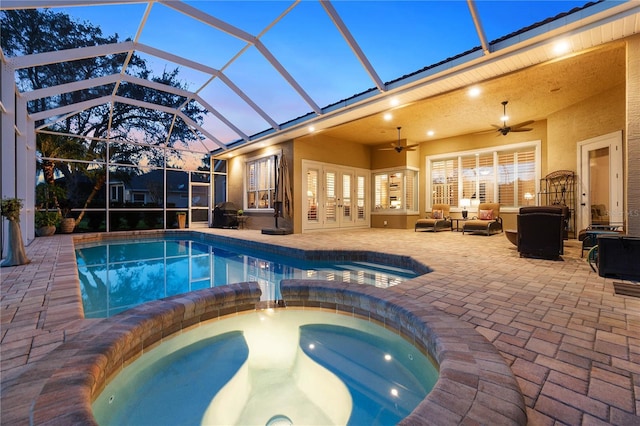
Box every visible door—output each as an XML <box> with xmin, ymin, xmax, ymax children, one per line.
<box><xmin>577</xmin><ymin>131</ymin><xmax>623</xmax><ymax>231</ymax></box>
<box><xmin>190</xmin><ymin>182</ymin><xmax>210</xmax><ymax>227</ymax></box>
<box><xmin>302</xmin><ymin>160</ymin><xmax>369</xmax><ymax>231</ymax></box>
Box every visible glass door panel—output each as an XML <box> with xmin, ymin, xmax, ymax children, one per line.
<box><xmin>325</xmin><ymin>171</ymin><xmax>337</xmax><ymax>223</ymax></box>
<box><xmin>578</xmin><ymin>131</ymin><xmax>623</xmax><ymax>231</ymax></box>
<box><xmin>342</xmin><ymin>173</ymin><xmax>352</xmax><ymax>222</ymax></box>
<box><xmin>190</xmin><ymin>184</ymin><xmax>209</xmax><ymax>226</ymax></box>
<box><xmin>589</xmin><ymin>147</ymin><xmax>610</xmax><ymax>225</ymax></box>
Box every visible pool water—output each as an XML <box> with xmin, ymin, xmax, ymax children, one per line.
<box><xmin>75</xmin><ymin>238</ymin><xmax>418</xmax><ymax>318</ymax></box>
<box><xmin>92</xmin><ymin>309</ymin><xmax>438</xmax><ymax>425</ymax></box>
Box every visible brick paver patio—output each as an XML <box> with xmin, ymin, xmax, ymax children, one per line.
<box><xmin>1</xmin><ymin>228</ymin><xmax>639</xmax><ymax>425</ymax></box>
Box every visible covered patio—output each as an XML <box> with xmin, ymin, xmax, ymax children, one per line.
<box><xmin>2</xmin><ymin>228</ymin><xmax>639</xmax><ymax>424</ymax></box>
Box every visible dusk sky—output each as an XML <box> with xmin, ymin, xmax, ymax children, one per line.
<box><xmin>37</xmin><ymin>1</ymin><xmax>594</xmax><ymax>146</ymax></box>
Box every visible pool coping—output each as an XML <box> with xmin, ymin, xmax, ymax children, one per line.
<box><xmin>30</xmin><ymin>279</ymin><xmax>527</xmax><ymax>425</ymax></box>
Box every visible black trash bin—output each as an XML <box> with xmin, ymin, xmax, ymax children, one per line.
<box><xmin>212</xmin><ymin>202</ymin><xmax>239</xmax><ymax>228</ymax></box>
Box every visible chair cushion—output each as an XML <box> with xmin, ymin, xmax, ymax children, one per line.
<box><xmin>479</xmin><ymin>209</ymin><xmax>493</xmax><ymax>220</ymax></box>
<box><xmin>432</xmin><ymin>209</ymin><xmax>443</xmax><ymax>219</ymax></box>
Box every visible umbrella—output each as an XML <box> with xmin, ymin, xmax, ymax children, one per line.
<box><xmin>274</xmin><ymin>153</ymin><xmax>292</xmax><ymax>229</ymax></box>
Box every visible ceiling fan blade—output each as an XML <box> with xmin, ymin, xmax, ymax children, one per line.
<box><xmin>405</xmin><ymin>148</ymin><xmax>417</xmax><ymax>151</ymax></box>
<box><xmin>509</xmin><ymin>120</ymin><xmax>534</xmax><ymax>129</ymax></box>
<box><xmin>474</xmin><ymin>127</ymin><xmax>497</xmax><ymax>134</ymax></box>
<box><xmin>378</xmin><ymin>147</ymin><xmax>396</xmax><ymax>151</ymax></box>
<box><xmin>405</xmin><ymin>144</ymin><xmax>419</xmax><ymax>149</ymax></box>
<box><xmin>510</xmin><ymin>128</ymin><xmax>532</xmax><ymax>132</ymax></box>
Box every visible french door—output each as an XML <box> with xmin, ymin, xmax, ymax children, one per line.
<box><xmin>577</xmin><ymin>131</ymin><xmax>623</xmax><ymax>231</ymax></box>
<box><xmin>302</xmin><ymin>160</ymin><xmax>369</xmax><ymax>231</ymax></box>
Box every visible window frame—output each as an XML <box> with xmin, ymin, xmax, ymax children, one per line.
<box><xmin>244</xmin><ymin>153</ymin><xmax>278</xmax><ymax>211</ymax></box>
<box><xmin>425</xmin><ymin>140</ymin><xmax>541</xmax><ymax>214</ymax></box>
<box><xmin>372</xmin><ymin>167</ymin><xmax>419</xmax><ymax>214</ymax></box>
<box><xmin>110</xmin><ymin>183</ymin><xmax>124</xmax><ymax>203</ymax></box>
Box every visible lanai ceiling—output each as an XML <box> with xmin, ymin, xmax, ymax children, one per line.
<box><xmin>322</xmin><ymin>43</ymin><xmax>627</xmax><ymax>145</ymax></box>
<box><xmin>1</xmin><ymin>1</ymin><xmax>639</xmax><ymax>156</ymax></box>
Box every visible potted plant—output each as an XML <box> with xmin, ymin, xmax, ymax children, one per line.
<box><xmin>176</xmin><ymin>211</ymin><xmax>187</xmax><ymax>229</ymax></box>
<box><xmin>35</xmin><ymin>210</ymin><xmax>60</xmax><ymax>237</ymax></box>
<box><xmin>35</xmin><ymin>182</ymin><xmax>62</xmax><ymax>236</ymax></box>
<box><xmin>58</xmin><ymin>198</ymin><xmax>76</xmax><ymax>234</ymax></box>
<box><xmin>1</xmin><ymin>197</ymin><xmax>31</xmax><ymax>266</ymax></box>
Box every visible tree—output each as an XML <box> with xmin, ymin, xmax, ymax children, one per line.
<box><xmin>1</xmin><ymin>9</ymin><xmax>208</xmax><ymax>226</ymax></box>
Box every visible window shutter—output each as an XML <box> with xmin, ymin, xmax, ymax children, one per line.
<box><xmin>516</xmin><ymin>150</ymin><xmax>536</xmax><ymax>205</ymax></box>
<box><xmin>498</xmin><ymin>152</ymin><xmax>515</xmax><ymax>206</ymax></box>
<box><xmin>357</xmin><ymin>175</ymin><xmax>365</xmax><ymax>219</ymax></box>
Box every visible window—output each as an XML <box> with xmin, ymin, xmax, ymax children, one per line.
<box><xmin>498</xmin><ymin>150</ymin><xmax>536</xmax><ymax>206</ymax></box>
<box><xmin>110</xmin><ymin>184</ymin><xmax>124</xmax><ymax>202</ymax></box>
<box><xmin>246</xmin><ymin>155</ymin><xmax>276</xmax><ymax>210</ymax></box>
<box><xmin>373</xmin><ymin>168</ymin><xmax>419</xmax><ymax>213</ymax></box>
<box><xmin>460</xmin><ymin>153</ymin><xmax>495</xmax><ymax>203</ymax></box>
<box><xmin>427</xmin><ymin>142</ymin><xmax>539</xmax><ymax>210</ymax></box>
<box><xmin>132</xmin><ymin>192</ymin><xmax>146</xmax><ymax>204</ymax></box>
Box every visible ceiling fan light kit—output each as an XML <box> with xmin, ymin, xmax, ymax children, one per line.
<box><xmin>492</xmin><ymin>100</ymin><xmax>534</xmax><ymax>136</ymax></box>
<box><xmin>379</xmin><ymin>127</ymin><xmax>419</xmax><ymax>153</ymax></box>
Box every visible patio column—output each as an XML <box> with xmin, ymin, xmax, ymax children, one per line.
<box><xmin>1</xmin><ymin>62</ymin><xmax>17</xmax><ymax>259</ymax></box>
<box><xmin>627</xmin><ymin>34</ymin><xmax>640</xmax><ymax>236</ymax></box>
<box><xmin>16</xmin><ymin>95</ymin><xmax>36</xmax><ymax>244</ymax></box>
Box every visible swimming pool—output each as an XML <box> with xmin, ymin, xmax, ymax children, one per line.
<box><xmin>92</xmin><ymin>309</ymin><xmax>438</xmax><ymax>426</ymax></box>
<box><xmin>75</xmin><ymin>237</ymin><xmax>420</xmax><ymax>318</ymax></box>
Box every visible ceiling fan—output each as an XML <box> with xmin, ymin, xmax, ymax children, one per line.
<box><xmin>491</xmin><ymin>101</ymin><xmax>534</xmax><ymax>136</ymax></box>
<box><xmin>379</xmin><ymin>127</ymin><xmax>419</xmax><ymax>153</ymax></box>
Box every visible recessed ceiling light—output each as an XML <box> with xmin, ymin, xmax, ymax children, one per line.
<box><xmin>552</xmin><ymin>40</ymin><xmax>570</xmax><ymax>55</ymax></box>
<box><xmin>390</xmin><ymin>98</ymin><xmax>399</xmax><ymax>107</ymax></box>
<box><xmin>426</xmin><ymin>130</ymin><xmax>435</xmax><ymax>137</ymax></box>
<box><xmin>383</xmin><ymin>112</ymin><xmax>393</xmax><ymax>121</ymax></box>
<box><xmin>468</xmin><ymin>87</ymin><xmax>481</xmax><ymax>97</ymax></box>
<box><xmin>308</xmin><ymin>126</ymin><xmax>315</xmax><ymax>132</ymax></box>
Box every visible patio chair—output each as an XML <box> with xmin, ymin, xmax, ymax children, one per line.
<box><xmin>517</xmin><ymin>206</ymin><xmax>565</xmax><ymax>259</ymax></box>
<box><xmin>415</xmin><ymin>204</ymin><xmax>452</xmax><ymax>232</ymax></box>
<box><xmin>461</xmin><ymin>203</ymin><xmax>503</xmax><ymax>236</ymax></box>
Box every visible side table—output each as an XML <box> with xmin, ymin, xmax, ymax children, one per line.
<box><xmin>451</xmin><ymin>218</ymin><xmax>467</xmax><ymax>232</ymax></box>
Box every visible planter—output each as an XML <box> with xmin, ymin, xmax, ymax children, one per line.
<box><xmin>36</xmin><ymin>226</ymin><xmax>56</xmax><ymax>237</ymax></box>
<box><xmin>1</xmin><ymin>219</ymin><xmax>31</xmax><ymax>267</ymax></box>
<box><xmin>60</xmin><ymin>217</ymin><xmax>76</xmax><ymax>234</ymax></box>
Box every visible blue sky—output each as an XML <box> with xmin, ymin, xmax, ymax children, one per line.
<box><xmin>48</xmin><ymin>1</ymin><xmax>593</xmax><ymax>146</ymax></box>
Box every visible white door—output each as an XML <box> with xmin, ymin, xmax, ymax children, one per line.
<box><xmin>577</xmin><ymin>131</ymin><xmax>623</xmax><ymax>231</ymax></box>
<box><xmin>302</xmin><ymin>160</ymin><xmax>369</xmax><ymax>231</ymax></box>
